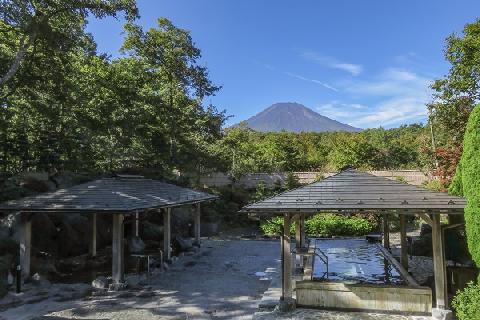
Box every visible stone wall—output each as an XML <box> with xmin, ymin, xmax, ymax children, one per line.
<box><xmin>199</xmin><ymin>170</ymin><xmax>432</xmax><ymax>188</ymax></box>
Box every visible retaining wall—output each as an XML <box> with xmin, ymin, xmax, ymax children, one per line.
<box><xmin>295</xmin><ymin>281</ymin><xmax>432</xmax><ymax>314</ymax></box>
<box><xmin>198</xmin><ymin>170</ymin><xmax>431</xmax><ymax>188</ymax></box>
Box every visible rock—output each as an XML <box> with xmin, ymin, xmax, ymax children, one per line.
<box><xmin>31</xmin><ymin>213</ymin><xmax>57</xmax><ymax>254</ymax></box>
<box><xmin>142</xmin><ymin>221</ymin><xmax>163</xmax><ymax>240</ymax></box>
<box><xmin>56</xmin><ymin>255</ymin><xmax>87</xmax><ymax>273</ymax></box>
<box><xmin>174</xmin><ymin>236</ymin><xmax>193</xmax><ymax>252</ymax></box>
<box><xmin>33</xmin><ymin>257</ymin><xmax>58</xmax><ymax>276</ymax></box>
<box><xmin>411</xmin><ymin>234</ymin><xmax>432</xmax><ymax>256</ymax></box>
<box><xmin>64</xmin><ymin>214</ymin><xmax>89</xmax><ymax>234</ymax></box>
<box><xmin>92</xmin><ymin>276</ymin><xmax>108</xmax><ymax>289</ymax></box>
<box><xmin>420</xmin><ymin>223</ymin><xmax>432</xmax><ymax>236</ymax></box>
<box><xmin>128</xmin><ymin>236</ymin><xmax>145</xmax><ymax>253</ymax></box>
<box><xmin>108</xmin><ymin>282</ymin><xmax>127</xmax><ymax>291</ymax></box>
<box><xmin>57</xmin><ymin>221</ymin><xmax>84</xmax><ymax>257</ymax></box>
<box><xmin>31</xmin><ymin>273</ymin><xmax>51</xmax><ymax>287</ymax></box>
<box><xmin>0</xmin><ymin>226</ymin><xmax>10</xmax><ymax>239</ymax></box>
<box><xmin>200</xmin><ymin>223</ymin><xmax>218</xmax><ymax>237</ymax></box>
<box><xmin>432</xmin><ymin>308</ymin><xmax>453</xmax><ymax>320</ymax></box>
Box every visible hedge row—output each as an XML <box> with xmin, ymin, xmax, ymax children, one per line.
<box><xmin>260</xmin><ymin>213</ymin><xmax>374</xmax><ymax>237</ymax></box>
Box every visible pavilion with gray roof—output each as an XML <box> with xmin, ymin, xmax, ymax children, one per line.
<box><xmin>242</xmin><ymin>169</ymin><xmax>467</xmax><ymax>318</ymax></box>
<box><xmin>0</xmin><ymin>175</ymin><xmax>217</xmax><ymax>287</ymax></box>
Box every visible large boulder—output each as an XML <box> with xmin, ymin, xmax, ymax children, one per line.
<box><xmin>142</xmin><ymin>221</ymin><xmax>163</xmax><ymax>240</ymax></box>
<box><xmin>92</xmin><ymin>276</ymin><xmax>108</xmax><ymax>290</ymax></box>
<box><xmin>128</xmin><ymin>236</ymin><xmax>145</xmax><ymax>253</ymax></box>
<box><xmin>56</xmin><ymin>221</ymin><xmax>83</xmax><ymax>257</ymax></box>
<box><xmin>31</xmin><ymin>213</ymin><xmax>58</xmax><ymax>254</ymax></box>
<box><xmin>0</xmin><ymin>254</ymin><xmax>14</xmax><ymax>298</ymax></box>
<box><xmin>411</xmin><ymin>234</ymin><xmax>433</xmax><ymax>256</ymax></box>
<box><xmin>173</xmin><ymin>236</ymin><xmax>193</xmax><ymax>252</ymax></box>
<box><xmin>200</xmin><ymin>223</ymin><xmax>218</xmax><ymax>237</ymax></box>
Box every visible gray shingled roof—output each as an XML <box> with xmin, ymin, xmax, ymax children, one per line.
<box><xmin>242</xmin><ymin>169</ymin><xmax>466</xmax><ymax>215</ymax></box>
<box><xmin>0</xmin><ymin>177</ymin><xmax>218</xmax><ymax>213</ymax></box>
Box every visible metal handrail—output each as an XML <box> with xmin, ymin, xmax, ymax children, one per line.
<box><xmin>312</xmin><ymin>245</ymin><xmax>329</xmax><ymax>280</ymax></box>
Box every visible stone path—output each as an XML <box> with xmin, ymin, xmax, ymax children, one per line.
<box><xmin>0</xmin><ymin>239</ymin><xmax>280</xmax><ymax>320</ymax></box>
<box><xmin>253</xmin><ymin>309</ymin><xmax>431</xmax><ymax>320</ymax></box>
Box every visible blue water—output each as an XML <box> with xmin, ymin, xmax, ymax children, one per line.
<box><xmin>313</xmin><ymin>239</ymin><xmax>404</xmax><ymax>285</ymax></box>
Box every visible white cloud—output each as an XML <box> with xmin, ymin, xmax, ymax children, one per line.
<box><xmin>317</xmin><ymin>68</ymin><xmax>432</xmax><ymax>128</ymax></box>
<box><xmin>284</xmin><ymin>72</ymin><xmax>339</xmax><ymax>92</ymax></box>
<box><xmin>301</xmin><ymin>51</ymin><xmax>363</xmax><ymax>76</ymax></box>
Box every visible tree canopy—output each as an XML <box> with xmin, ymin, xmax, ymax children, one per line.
<box><xmin>213</xmin><ymin>123</ymin><xmax>431</xmax><ymax>179</ymax></box>
<box><xmin>0</xmin><ymin>12</ymin><xmax>226</xmax><ymax>177</ymax></box>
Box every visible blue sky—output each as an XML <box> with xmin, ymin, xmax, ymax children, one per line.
<box><xmin>86</xmin><ymin>0</ymin><xmax>480</xmax><ymax>129</ymax></box>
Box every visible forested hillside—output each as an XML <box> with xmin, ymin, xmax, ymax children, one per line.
<box><xmin>214</xmin><ymin>123</ymin><xmax>433</xmax><ymax>178</ymax></box>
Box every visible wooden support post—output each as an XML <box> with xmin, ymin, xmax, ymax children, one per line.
<box><xmin>432</xmin><ymin>214</ymin><xmax>447</xmax><ymax>309</ymax></box>
<box><xmin>194</xmin><ymin>203</ymin><xmax>201</xmax><ymax>246</ymax></box>
<box><xmin>89</xmin><ymin>213</ymin><xmax>97</xmax><ymax>257</ymax></box>
<box><xmin>282</xmin><ymin>213</ymin><xmax>293</xmax><ymax>300</ymax></box>
<box><xmin>19</xmin><ymin>213</ymin><xmax>31</xmax><ymax>278</ymax></box>
<box><xmin>400</xmin><ymin>214</ymin><xmax>408</xmax><ymax>271</ymax></box>
<box><xmin>300</xmin><ymin>214</ymin><xmax>306</xmax><ymax>248</ymax></box>
<box><xmin>134</xmin><ymin>211</ymin><xmax>139</xmax><ymax>237</ymax></box>
<box><xmin>295</xmin><ymin>216</ymin><xmax>301</xmax><ymax>249</ymax></box>
<box><xmin>112</xmin><ymin>214</ymin><xmax>125</xmax><ymax>284</ymax></box>
<box><xmin>163</xmin><ymin>208</ymin><xmax>171</xmax><ymax>261</ymax></box>
<box><xmin>383</xmin><ymin>213</ymin><xmax>390</xmax><ymax>250</ymax></box>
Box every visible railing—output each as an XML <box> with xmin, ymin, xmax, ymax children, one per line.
<box><xmin>312</xmin><ymin>246</ymin><xmax>329</xmax><ymax>280</ymax></box>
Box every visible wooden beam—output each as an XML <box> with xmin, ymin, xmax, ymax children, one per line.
<box><xmin>134</xmin><ymin>211</ymin><xmax>139</xmax><ymax>237</ymax></box>
<box><xmin>377</xmin><ymin>244</ymin><xmax>419</xmax><ymax>287</ymax></box>
<box><xmin>112</xmin><ymin>213</ymin><xmax>125</xmax><ymax>284</ymax></box>
<box><xmin>89</xmin><ymin>213</ymin><xmax>97</xmax><ymax>257</ymax></box>
<box><xmin>19</xmin><ymin>213</ymin><xmax>31</xmax><ymax>278</ymax></box>
<box><xmin>194</xmin><ymin>203</ymin><xmax>201</xmax><ymax>246</ymax></box>
<box><xmin>432</xmin><ymin>214</ymin><xmax>447</xmax><ymax>309</ymax></box>
<box><xmin>400</xmin><ymin>214</ymin><xmax>408</xmax><ymax>271</ymax></box>
<box><xmin>383</xmin><ymin>214</ymin><xmax>390</xmax><ymax>250</ymax></box>
<box><xmin>282</xmin><ymin>213</ymin><xmax>293</xmax><ymax>299</ymax></box>
<box><xmin>163</xmin><ymin>208</ymin><xmax>171</xmax><ymax>261</ymax></box>
<box><xmin>418</xmin><ymin>213</ymin><xmax>433</xmax><ymax>226</ymax></box>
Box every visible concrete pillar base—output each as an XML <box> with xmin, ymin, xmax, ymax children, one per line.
<box><xmin>278</xmin><ymin>297</ymin><xmax>296</xmax><ymax>312</ymax></box>
<box><xmin>432</xmin><ymin>308</ymin><xmax>453</xmax><ymax>320</ymax></box>
<box><xmin>193</xmin><ymin>240</ymin><xmax>201</xmax><ymax>248</ymax></box>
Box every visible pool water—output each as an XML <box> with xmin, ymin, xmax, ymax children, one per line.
<box><xmin>313</xmin><ymin>239</ymin><xmax>404</xmax><ymax>285</ymax></box>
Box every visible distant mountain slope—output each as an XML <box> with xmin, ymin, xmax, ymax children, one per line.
<box><xmin>238</xmin><ymin>102</ymin><xmax>361</xmax><ymax>133</ymax></box>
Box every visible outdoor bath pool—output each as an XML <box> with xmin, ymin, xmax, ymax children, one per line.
<box><xmin>313</xmin><ymin>238</ymin><xmax>404</xmax><ymax>285</ymax></box>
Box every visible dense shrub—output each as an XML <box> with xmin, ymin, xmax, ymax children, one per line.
<box><xmin>452</xmin><ymin>282</ymin><xmax>480</xmax><ymax>320</ymax></box>
<box><xmin>448</xmin><ymin>104</ymin><xmax>480</xmax><ymax>266</ymax></box>
<box><xmin>260</xmin><ymin>214</ymin><xmax>374</xmax><ymax>237</ymax></box>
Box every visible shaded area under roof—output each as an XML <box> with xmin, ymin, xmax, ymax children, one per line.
<box><xmin>0</xmin><ymin>177</ymin><xmax>218</xmax><ymax>213</ymax></box>
<box><xmin>242</xmin><ymin>169</ymin><xmax>466</xmax><ymax>215</ymax></box>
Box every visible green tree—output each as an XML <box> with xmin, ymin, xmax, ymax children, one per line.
<box><xmin>429</xmin><ymin>19</ymin><xmax>480</xmax><ymax>142</ymax></box>
<box><xmin>448</xmin><ymin>104</ymin><xmax>480</xmax><ymax>266</ymax></box>
<box><xmin>0</xmin><ymin>0</ymin><xmax>137</xmax><ymax>87</ymax></box>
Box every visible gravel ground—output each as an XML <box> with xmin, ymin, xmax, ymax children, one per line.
<box><xmin>0</xmin><ymin>239</ymin><xmax>280</xmax><ymax>320</ymax></box>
